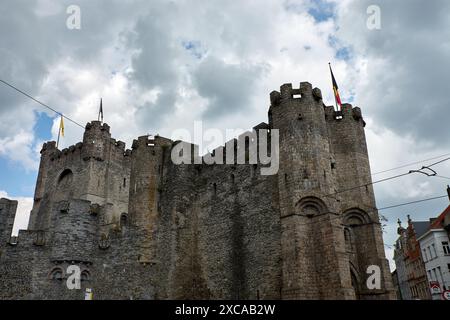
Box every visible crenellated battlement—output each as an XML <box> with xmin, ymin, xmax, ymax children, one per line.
<box><xmin>132</xmin><ymin>135</ymin><xmax>155</xmax><ymax>150</ymax></box>
<box><xmin>85</xmin><ymin>120</ymin><xmax>110</xmax><ymax>133</ymax></box>
<box><xmin>40</xmin><ymin>141</ymin><xmax>57</xmax><ymax>154</ymax></box>
<box><xmin>324</xmin><ymin>103</ymin><xmax>366</xmax><ymax>126</ymax></box>
<box><xmin>111</xmin><ymin>139</ymin><xmax>126</xmax><ymax>152</ymax></box>
<box><xmin>270</xmin><ymin>82</ymin><xmax>323</xmax><ymax>107</ymax></box>
<box><xmin>39</xmin><ymin>121</ymin><xmax>131</xmax><ymax>164</ymax></box>
<box><xmin>269</xmin><ymin>82</ymin><xmax>366</xmax><ymax>128</ymax></box>
<box><xmin>131</xmin><ymin>135</ymin><xmax>172</xmax><ymax>151</ymax></box>
<box><xmin>48</xmin><ymin>142</ymin><xmax>83</xmax><ymax>162</ymax></box>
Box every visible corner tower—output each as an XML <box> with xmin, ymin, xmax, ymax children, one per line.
<box><xmin>269</xmin><ymin>82</ymin><xmax>393</xmax><ymax>299</ymax></box>
<box><xmin>28</xmin><ymin>121</ymin><xmax>131</xmax><ymax>234</ymax></box>
<box><xmin>270</xmin><ymin>82</ymin><xmax>354</xmax><ymax>299</ymax></box>
<box><xmin>326</xmin><ymin>103</ymin><xmax>395</xmax><ymax>299</ymax></box>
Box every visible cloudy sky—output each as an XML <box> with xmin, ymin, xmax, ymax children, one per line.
<box><xmin>0</xmin><ymin>0</ymin><xmax>449</xmax><ymax>269</ymax></box>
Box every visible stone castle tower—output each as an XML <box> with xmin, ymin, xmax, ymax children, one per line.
<box><xmin>0</xmin><ymin>82</ymin><xmax>395</xmax><ymax>299</ymax></box>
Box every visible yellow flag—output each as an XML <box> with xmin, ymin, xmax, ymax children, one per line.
<box><xmin>59</xmin><ymin>115</ymin><xmax>64</xmax><ymax>137</ymax></box>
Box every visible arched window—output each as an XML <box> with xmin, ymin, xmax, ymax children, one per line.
<box><xmin>81</xmin><ymin>270</ymin><xmax>90</xmax><ymax>282</ymax></box>
<box><xmin>295</xmin><ymin>197</ymin><xmax>328</xmax><ymax>218</ymax></box>
<box><xmin>58</xmin><ymin>169</ymin><xmax>73</xmax><ymax>188</ymax></box>
<box><xmin>49</xmin><ymin>267</ymin><xmax>64</xmax><ymax>281</ymax></box>
<box><xmin>120</xmin><ymin>213</ymin><xmax>128</xmax><ymax>227</ymax></box>
<box><xmin>98</xmin><ymin>233</ymin><xmax>110</xmax><ymax>250</ymax></box>
<box><xmin>343</xmin><ymin>209</ymin><xmax>371</xmax><ymax>227</ymax></box>
<box><xmin>344</xmin><ymin>227</ymin><xmax>351</xmax><ymax>242</ymax></box>
<box><xmin>344</xmin><ymin>227</ymin><xmax>355</xmax><ymax>252</ymax></box>
<box><xmin>343</xmin><ymin>210</ymin><xmax>371</xmax><ymax>254</ymax></box>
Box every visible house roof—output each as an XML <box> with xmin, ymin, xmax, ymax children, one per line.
<box><xmin>412</xmin><ymin>221</ymin><xmax>430</xmax><ymax>238</ymax></box>
<box><xmin>430</xmin><ymin>204</ymin><xmax>450</xmax><ymax>229</ymax></box>
<box><xmin>415</xmin><ymin>205</ymin><xmax>450</xmax><ymax>241</ymax></box>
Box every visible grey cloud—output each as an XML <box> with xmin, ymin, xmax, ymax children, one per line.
<box><xmin>192</xmin><ymin>57</ymin><xmax>267</xmax><ymax>120</ymax></box>
<box><xmin>127</xmin><ymin>15</ymin><xmax>178</xmax><ymax>88</ymax></box>
<box><xmin>337</xmin><ymin>0</ymin><xmax>450</xmax><ymax>149</ymax></box>
<box><xmin>135</xmin><ymin>90</ymin><xmax>177</xmax><ymax>129</ymax></box>
<box><xmin>0</xmin><ymin>1</ymin><xmax>145</xmax><ymax>130</ymax></box>
<box><xmin>126</xmin><ymin>8</ymin><xmax>182</xmax><ymax>130</ymax></box>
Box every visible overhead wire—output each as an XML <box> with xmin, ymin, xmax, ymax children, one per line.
<box><xmin>0</xmin><ymin>79</ymin><xmax>85</xmax><ymax>129</ymax></box>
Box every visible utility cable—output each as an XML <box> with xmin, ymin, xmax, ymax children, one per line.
<box><xmin>0</xmin><ymin>79</ymin><xmax>85</xmax><ymax>129</ymax></box>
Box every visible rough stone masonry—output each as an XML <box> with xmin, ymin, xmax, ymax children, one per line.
<box><xmin>0</xmin><ymin>82</ymin><xmax>395</xmax><ymax>299</ymax></box>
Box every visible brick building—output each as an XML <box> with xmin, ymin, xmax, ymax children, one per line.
<box><xmin>394</xmin><ymin>216</ymin><xmax>431</xmax><ymax>300</ymax></box>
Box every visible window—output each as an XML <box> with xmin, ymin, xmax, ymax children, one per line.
<box><xmin>447</xmin><ymin>263</ymin><xmax>450</xmax><ymax>273</ymax></box>
<box><xmin>49</xmin><ymin>268</ymin><xmax>64</xmax><ymax>281</ymax></box>
<box><xmin>443</xmin><ymin>241</ymin><xmax>450</xmax><ymax>255</ymax></box>
<box><xmin>58</xmin><ymin>169</ymin><xmax>73</xmax><ymax>189</ymax></box>
<box><xmin>81</xmin><ymin>270</ymin><xmax>90</xmax><ymax>282</ymax></box>
<box><xmin>120</xmin><ymin>213</ymin><xmax>128</xmax><ymax>227</ymax></box>
<box><xmin>423</xmin><ymin>249</ymin><xmax>428</xmax><ymax>262</ymax></box>
<box><xmin>437</xmin><ymin>267</ymin><xmax>443</xmax><ymax>285</ymax></box>
<box><xmin>344</xmin><ymin>228</ymin><xmax>354</xmax><ymax>252</ymax></box>
<box><xmin>428</xmin><ymin>246</ymin><xmax>433</xmax><ymax>260</ymax></box>
<box><xmin>432</xmin><ymin>244</ymin><xmax>437</xmax><ymax>257</ymax></box>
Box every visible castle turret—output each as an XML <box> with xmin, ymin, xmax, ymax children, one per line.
<box><xmin>270</xmin><ymin>82</ymin><xmax>354</xmax><ymax>299</ymax></box>
<box><xmin>326</xmin><ymin>103</ymin><xmax>395</xmax><ymax>299</ymax></box>
<box><xmin>28</xmin><ymin>120</ymin><xmax>131</xmax><ymax>233</ymax></box>
<box><xmin>28</xmin><ymin>141</ymin><xmax>59</xmax><ymax>230</ymax></box>
<box><xmin>128</xmin><ymin>135</ymin><xmax>172</xmax><ymax>263</ymax></box>
<box><xmin>81</xmin><ymin>121</ymin><xmax>111</xmax><ymax>161</ymax></box>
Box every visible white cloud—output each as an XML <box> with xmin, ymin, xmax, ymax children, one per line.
<box><xmin>0</xmin><ymin>0</ymin><xmax>344</xmax><ymax>153</ymax></box>
<box><xmin>0</xmin><ymin>130</ymin><xmax>40</xmax><ymax>171</ymax></box>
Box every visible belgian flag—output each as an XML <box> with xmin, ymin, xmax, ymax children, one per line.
<box><xmin>329</xmin><ymin>63</ymin><xmax>342</xmax><ymax>111</ymax></box>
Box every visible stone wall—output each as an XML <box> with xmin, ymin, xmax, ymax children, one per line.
<box><xmin>0</xmin><ymin>82</ymin><xmax>395</xmax><ymax>300</ymax></box>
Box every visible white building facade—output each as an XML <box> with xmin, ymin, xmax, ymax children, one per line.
<box><xmin>418</xmin><ymin>225</ymin><xmax>450</xmax><ymax>300</ymax></box>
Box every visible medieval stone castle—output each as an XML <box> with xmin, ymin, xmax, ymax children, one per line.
<box><xmin>0</xmin><ymin>82</ymin><xmax>395</xmax><ymax>299</ymax></box>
